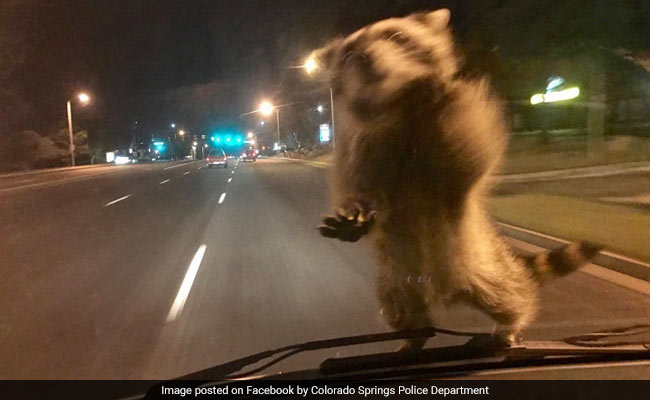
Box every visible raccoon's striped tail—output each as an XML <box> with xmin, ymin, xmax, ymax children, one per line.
<box><xmin>522</xmin><ymin>241</ymin><xmax>603</xmax><ymax>283</ymax></box>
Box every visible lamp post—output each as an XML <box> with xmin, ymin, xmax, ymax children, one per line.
<box><xmin>259</xmin><ymin>100</ymin><xmax>281</xmax><ymax>155</ymax></box>
<box><xmin>66</xmin><ymin>92</ymin><xmax>90</xmax><ymax>166</ymax></box>
<box><xmin>304</xmin><ymin>55</ymin><xmax>335</xmax><ymax>149</ymax></box>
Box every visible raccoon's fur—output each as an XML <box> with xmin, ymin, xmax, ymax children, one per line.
<box><xmin>314</xmin><ymin>9</ymin><xmax>601</xmax><ymax>348</ymax></box>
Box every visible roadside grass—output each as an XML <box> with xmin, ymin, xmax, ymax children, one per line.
<box><xmin>502</xmin><ymin>135</ymin><xmax>650</xmax><ymax>174</ymax></box>
<box><xmin>494</xmin><ymin>173</ymin><xmax>650</xmax><ymax>199</ymax></box>
<box><xmin>502</xmin><ymin>151</ymin><xmax>650</xmax><ymax>174</ymax></box>
<box><xmin>488</xmin><ymin>194</ymin><xmax>650</xmax><ymax>262</ymax></box>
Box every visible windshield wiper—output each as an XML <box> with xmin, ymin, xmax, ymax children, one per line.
<box><xmin>320</xmin><ymin>326</ymin><xmax>650</xmax><ymax>377</ymax></box>
<box><xmin>178</xmin><ymin>324</ymin><xmax>649</xmax><ymax>379</ymax></box>
<box><xmin>143</xmin><ymin>324</ymin><xmax>650</xmax><ymax>399</ymax></box>
<box><xmin>174</xmin><ymin>326</ymin><xmax>457</xmax><ymax>380</ymax></box>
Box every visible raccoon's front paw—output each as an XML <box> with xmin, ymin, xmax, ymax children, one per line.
<box><xmin>318</xmin><ymin>200</ymin><xmax>376</xmax><ymax>242</ymax></box>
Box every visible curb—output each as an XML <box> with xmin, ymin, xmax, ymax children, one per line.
<box><xmin>0</xmin><ymin>163</ymin><xmax>113</xmax><ymax>179</ymax></box>
<box><xmin>280</xmin><ymin>157</ymin><xmax>329</xmax><ymax>168</ymax></box>
<box><xmin>497</xmin><ymin>222</ymin><xmax>650</xmax><ymax>283</ymax></box>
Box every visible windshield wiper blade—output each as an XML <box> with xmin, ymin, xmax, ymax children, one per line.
<box><xmin>141</xmin><ymin>325</ymin><xmax>650</xmax><ymax>399</ymax></box>
<box><xmin>563</xmin><ymin>324</ymin><xmax>650</xmax><ymax>348</ymax></box>
<box><xmin>169</xmin><ymin>324</ymin><xmax>650</xmax><ymax>381</ymax></box>
<box><xmin>143</xmin><ymin>327</ymin><xmax>459</xmax><ymax>399</ymax></box>
<box><xmin>319</xmin><ymin>325</ymin><xmax>650</xmax><ymax>377</ymax></box>
<box><xmin>173</xmin><ymin>326</ymin><xmax>470</xmax><ymax>380</ymax></box>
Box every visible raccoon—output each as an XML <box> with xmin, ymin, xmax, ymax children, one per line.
<box><xmin>313</xmin><ymin>9</ymin><xmax>601</xmax><ymax>349</ymax></box>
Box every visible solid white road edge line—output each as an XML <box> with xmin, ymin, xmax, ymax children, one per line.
<box><xmin>166</xmin><ymin>244</ymin><xmax>207</xmax><ymax>322</ymax></box>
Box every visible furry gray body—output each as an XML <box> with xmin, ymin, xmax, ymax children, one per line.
<box><xmin>314</xmin><ymin>9</ymin><xmax>599</xmax><ymax>347</ymax></box>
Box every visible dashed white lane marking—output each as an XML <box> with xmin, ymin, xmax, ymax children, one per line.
<box><xmin>166</xmin><ymin>244</ymin><xmax>207</xmax><ymax>322</ymax></box>
<box><xmin>227</xmin><ymin>178</ymin><xmax>232</xmax><ymax>183</ymax></box>
<box><xmin>198</xmin><ymin>166</ymin><xmax>203</xmax><ymax>170</ymax></box>
<box><xmin>231</xmin><ymin>171</ymin><xmax>235</xmax><ymax>174</ymax></box>
<box><xmin>104</xmin><ymin>195</ymin><xmax>131</xmax><ymax>207</ymax></box>
<box><xmin>159</xmin><ymin>179</ymin><xmax>171</xmax><ymax>185</ymax></box>
<box><xmin>218</xmin><ymin>192</ymin><xmax>227</xmax><ymax>204</ymax></box>
<box><xmin>184</xmin><ymin>171</ymin><xmax>190</xmax><ymax>175</ymax></box>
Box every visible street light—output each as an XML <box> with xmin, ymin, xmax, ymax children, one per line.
<box><xmin>259</xmin><ymin>101</ymin><xmax>274</xmax><ymax>116</ymax></box>
<box><xmin>78</xmin><ymin>93</ymin><xmax>90</xmax><ymax>104</ymax></box>
<box><xmin>304</xmin><ymin>55</ymin><xmax>318</xmax><ymax>75</ymax></box>
<box><xmin>258</xmin><ymin>100</ymin><xmax>282</xmax><ymax>154</ymax></box>
<box><xmin>317</xmin><ymin>104</ymin><xmax>324</xmax><ymax>113</ymax></box>
<box><xmin>66</xmin><ymin>92</ymin><xmax>91</xmax><ymax>167</ymax></box>
<box><xmin>303</xmin><ymin>54</ymin><xmax>336</xmax><ymax>149</ymax></box>
<box><xmin>247</xmin><ymin>131</ymin><xmax>254</xmax><ymax>139</ymax></box>
<box><xmin>179</xmin><ymin>130</ymin><xmax>185</xmax><ymax>136</ymax></box>
<box><xmin>170</xmin><ymin>123</ymin><xmax>176</xmax><ymax>128</ymax></box>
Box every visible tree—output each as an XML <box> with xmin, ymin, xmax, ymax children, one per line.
<box><xmin>48</xmin><ymin>128</ymin><xmax>91</xmax><ymax>164</ymax></box>
<box><xmin>0</xmin><ymin>130</ymin><xmax>68</xmax><ymax>171</ymax></box>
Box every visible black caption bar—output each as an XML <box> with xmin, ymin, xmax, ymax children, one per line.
<box><xmin>2</xmin><ymin>380</ymin><xmax>649</xmax><ymax>400</ymax></box>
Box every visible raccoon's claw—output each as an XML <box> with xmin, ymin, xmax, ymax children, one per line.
<box><xmin>318</xmin><ymin>201</ymin><xmax>376</xmax><ymax>242</ymax></box>
<box><xmin>397</xmin><ymin>337</ymin><xmax>427</xmax><ymax>353</ymax></box>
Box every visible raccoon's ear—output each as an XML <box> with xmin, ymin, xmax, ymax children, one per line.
<box><xmin>314</xmin><ymin>37</ymin><xmax>344</xmax><ymax>69</ymax></box>
<box><xmin>419</xmin><ymin>8</ymin><xmax>451</xmax><ymax>31</ymax></box>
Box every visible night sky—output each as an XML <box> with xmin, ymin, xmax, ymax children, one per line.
<box><xmin>1</xmin><ymin>0</ymin><xmax>441</xmax><ymax>146</ymax></box>
<box><xmin>1</xmin><ymin>0</ymin><xmax>648</xmax><ymax>148</ymax></box>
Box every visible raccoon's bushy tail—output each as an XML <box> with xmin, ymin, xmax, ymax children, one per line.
<box><xmin>523</xmin><ymin>241</ymin><xmax>602</xmax><ymax>283</ymax></box>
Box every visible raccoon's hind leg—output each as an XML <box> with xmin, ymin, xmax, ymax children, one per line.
<box><xmin>461</xmin><ymin>268</ymin><xmax>538</xmax><ymax>346</ymax></box>
<box><xmin>376</xmin><ymin>256</ymin><xmax>433</xmax><ymax>352</ymax></box>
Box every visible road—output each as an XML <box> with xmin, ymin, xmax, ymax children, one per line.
<box><xmin>1</xmin><ymin>158</ymin><xmax>649</xmax><ymax>379</ymax></box>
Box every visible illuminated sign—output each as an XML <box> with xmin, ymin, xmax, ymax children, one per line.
<box><xmin>530</xmin><ymin>87</ymin><xmax>580</xmax><ymax>105</ymax></box>
<box><xmin>319</xmin><ymin>124</ymin><xmax>331</xmax><ymax>143</ymax></box>
<box><xmin>531</xmin><ymin>75</ymin><xmax>579</xmax><ymax>105</ymax></box>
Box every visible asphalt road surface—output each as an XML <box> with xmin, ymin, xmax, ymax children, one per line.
<box><xmin>1</xmin><ymin>158</ymin><xmax>649</xmax><ymax>379</ymax></box>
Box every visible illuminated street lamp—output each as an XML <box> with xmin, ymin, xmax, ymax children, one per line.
<box><xmin>303</xmin><ymin>54</ymin><xmax>335</xmax><ymax>148</ymax></box>
<box><xmin>258</xmin><ymin>100</ymin><xmax>281</xmax><ymax>153</ymax></box>
<box><xmin>170</xmin><ymin>123</ymin><xmax>176</xmax><ymax>128</ymax></box>
<box><xmin>179</xmin><ymin>130</ymin><xmax>185</xmax><ymax>136</ymax></box>
<box><xmin>303</xmin><ymin>55</ymin><xmax>318</xmax><ymax>75</ymax></box>
<box><xmin>66</xmin><ymin>92</ymin><xmax>91</xmax><ymax>167</ymax></box>
<box><xmin>247</xmin><ymin>131</ymin><xmax>254</xmax><ymax>139</ymax></box>
<box><xmin>258</xmin><ymin>100</ymin><xmax>274</xmax><ymax>116</ymax></box>
<box><xmin>317</xmin><ymin>104</ymin><xmax>324</xmax><ymax>113</ymax></box>
<box><xmin>78</xmin><ymin>93</ymin><xmax>90</xmax><ymax>103</ymax></box>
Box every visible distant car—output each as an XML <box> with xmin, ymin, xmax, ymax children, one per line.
<box><xmin>241</xmin><ymin>148</ymin><xmax>257</xmax><ymax>162</ymax></box>
<box><xmin>206</xmin><ymin>148</ymin><xmax>228</xmax><ymax>168</ymax></box>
